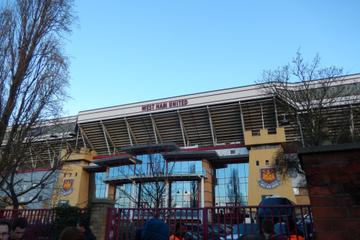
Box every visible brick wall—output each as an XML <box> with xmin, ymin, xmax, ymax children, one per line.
<box><xmin>299</xmin><ymin>144</ymin><xmax>360</xmax><ymax>240</ymax></box>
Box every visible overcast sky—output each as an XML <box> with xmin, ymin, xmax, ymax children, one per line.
<box><xmin>64</xmin><ymin>0</ymin><xmax>360</xmax><ymax>116</ymax></box>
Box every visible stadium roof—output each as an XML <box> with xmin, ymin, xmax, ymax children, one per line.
<box><xmin>76</xmin><ymin>74</ymin><xmax>360</xmax><ymax>155</ymax></box>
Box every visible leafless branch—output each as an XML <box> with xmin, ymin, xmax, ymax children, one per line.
<box><xmin>0</xmin><ymin>0</ymin><xmax>74</xmax><ymax>209</ymax></box>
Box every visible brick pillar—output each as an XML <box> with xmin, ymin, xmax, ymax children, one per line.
<box><xmin>299</xmin><ymin>144</ymin><xmax>360</xmax><ymax>240</ymax></box>
<box><xmin>90</xmin><ymin>199</ymin><xmax>115</xmax><ymax>240</ymax></box>
<box><xmin>202</xmin><ymin>159</ymin><xmax>214</xmax><ymax>207</ymax></box>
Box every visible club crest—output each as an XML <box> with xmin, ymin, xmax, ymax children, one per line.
<box><xmin>258</xmin><ymin>168</ymin><xmax>280</xmax><ymax>189</ymax></box>
<box><xmin>61</xmin><ymin>179</ymin><xmax>74</xmax><ymax>195</ymax></box>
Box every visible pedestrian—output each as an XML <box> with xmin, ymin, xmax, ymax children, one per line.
<box><xmin>0</xmin><ymin>220</ymin><xmax>10</xmax><ymax>240</ymax></box>
<box><xmin>287</xmin><ymin>220</ymin><xmax>304</xmax><ymax>240</ymax></box>
<box><xmin>240</xmin><ymin>233</ymin><xmax>265</xmax><ymax>240</ymax></box>
<box><xmin>169</xmin><ymin>222</ymin><xmax>186</xmax><ymax>240</ymax></box>
<box><xmin>11</xmin><ymin>217</ymin><xmax>27</xmax><ymax>240</ymax></box>
<box><xmin>141</xmin><ymin>217</ymin><xmax>169</xmax><ymax>240</ymax></box>
<box><xmin>59</xmin><ymin>226</ymin><xmax>85</xmax><ymax>240</ymax></box>
<box><xmin>76</xmin><ymin>219</ymin><xmax>96</xmax><ymax>240</ymax></box>
<box><xmin>135</xmin><ymin>227</ymin><xmax>143</xmax><ymax>240</ymax></box>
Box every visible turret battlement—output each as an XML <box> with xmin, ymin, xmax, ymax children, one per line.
<box><xmin>244</xmin><ymin>127</ymin><xmax>286</xmax><ymax>146</ymax></box>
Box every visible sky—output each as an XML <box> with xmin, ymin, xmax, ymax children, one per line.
<box><xmin>64</xmin><ymin>0</ymin><xmax>360</xmax><ymax>116</ymax></box>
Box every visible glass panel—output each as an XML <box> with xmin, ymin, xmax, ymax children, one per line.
<box><xmin>171</xmin><ymin>181</ymin><xmax>199</xmax><ymax>208</ymax></box>
<box><xmin>108</xmin><ymin>165</ymin><xmax>134</xmax><ymax>178</ymax></box>
<box><xmin>168</xmin><ymin>161</ymin><xmax>202</xmax><ymax>175</ymax></box>
<box><xmin>215</xmin><ymin>163</ymin><xmax>248</xmax><ymax>206</ymax></box>
<box><xmin>135</xmin><ymin>153</ymin><xmax>166</xmax><ymax>176</ymax></box>
<box><xmin>95</xmin><ymin>172</ymin><xmax>107</xmax><ymax>199</ymax></box>
<box><xmin>115</xmin><ymin>183</ymin><xmax>135</xmax><ymax>208</ymax></box>
<box><xmin>140</xmin><ymin>182</ymin><xmax>167</xmax><ymax>208</ymax></box>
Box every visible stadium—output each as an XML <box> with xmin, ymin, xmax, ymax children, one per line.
<box><xmin>2</xmin><ymin>73</ymin><xmax>360</xmax><ymax>210</ymax></box>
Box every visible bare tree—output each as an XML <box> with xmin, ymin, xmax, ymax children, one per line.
<box><xmin>139</xmin><ymin>154</ymin><xmax>168</xmax><ymax>209</ymax></box>
<box><xmin>260</xmin><ymin>52</ymin><xmax>360</xmax><ymax>146</ymax></box>
<box><xmin>115</xmin><ymin>153</ymin><xmax>172</xmax><ymax>209</ymax></box>
<box><xmin>0</xmin><ymin>0</ymin><xmax>74</xmax><ymax>209</ymax></box>
<box><xmin>260</xmin><ymin>52</ymin><xmax>360</xmax><ymax>176</ymax></box>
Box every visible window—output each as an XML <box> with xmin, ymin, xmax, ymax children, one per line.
<box><xmin>215</xmin><ymin>163</ymin><xmax>248</xmax><ymax>206</ymax></box>
<box><xmin>135</xmin><ymin>153</ymin><xmax>166</xmax><ymax>176</ymax></box>
<box><xmin>109</xmin><ymin>165</ymin><xmax>134</xmax><ymax>178</ymax></box>
<box><xmin>171</xmin><ymin>181</ymin><xmax>199</xmax><ymax>208</ymax></box>
<box><xmin>115</xmin><ymin>183</ymin><xmax>134</xmax><ymax>208</ymax></box>
<box><xmin>95</xmin><ymin>172</ymin><xmax>107</xmax><ymax>199</ymax></box>
<box><xmin>256</xmin><ymin>161</ymin><xmax>259</xmax><ymax>166</ymax></box>
<box><xmin>293</xmin><ymin>188</ymin><xmax>300</xmax><ymax>195</ymax></box>
<box><xmin>58</xmin><ymin>200</ymin><xmax>69</xmax><ymax>206</ymax></box>
<box><xmin>168</xmin><ymin>161</ymin><xmax>202</xmax><ymax>175</ymax></box>
<box><xmin>265</xmin><ymin>160</ymin><xmax>269</xmax><ymax>166</ymax></box>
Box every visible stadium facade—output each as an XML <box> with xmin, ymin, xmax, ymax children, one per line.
<box><xmin>3</xmin><ymin>73</ymin><xmax>360</xmax><ymax>209</ymax></box>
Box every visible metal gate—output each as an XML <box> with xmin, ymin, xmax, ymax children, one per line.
<box><xmin>105</xmin><ymin>205</ymin><xmax>313</xmax><ymax>240</ymax></box>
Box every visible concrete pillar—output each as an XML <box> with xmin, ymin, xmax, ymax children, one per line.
<box><xmin>201</xmin><ymin>176</ymin><xmax>205</xmax><ymax>208</ymax></box>
<box><xmin>90</xmin><ymin>199</ymin><xmax>115</xmax><ymax>240</ymax></box>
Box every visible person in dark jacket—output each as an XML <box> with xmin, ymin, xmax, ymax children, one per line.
<box><xmin>11</xmin><ymin>218</ymin><xmax>27</xmax><ymax>240</ymax></box>
<box><xmin>0</xmin><ymin>220</ymin><xmax>10</xmax><ymax>240</ymax></box>
<box><xmin>141</xmin><ymin>218</ymin><xmax>169</xmax><ymax>240</ymax></box>
<box><xmin>76</xmin><ymin>219</ymin><xmax>96</xmax><ymax>240</ymax></box>
<box><xmin>60</xmin><ymin>227</ymin><xmax>84</xmax><ymax>240</ymax></box>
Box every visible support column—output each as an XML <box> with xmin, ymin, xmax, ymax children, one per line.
<box><xmin>202</xmin><ymin>160</ymin><xmax>214</xmax><ymax>207</ymax></box>
<box><xmin>131</xmin><ymin>182</ymin><xmax>137</xmax><ymax>208</ymax></box>
<box><xmin>107</xmin><ymin>184</ymin><xmax>115</xmax><ymax>201</ymax></box>
<box><xmin>90</xmin><ymin>199</ymin><xmax>115</xmax><ymax>240</ymax></box>
<box><xmin>164</xmin><ymin>181</ymin><xmax>170</xmax><ymax>207</ymax></box>
<box><xmin>201</xmin><ymin>177</ymin><xmax>205</xmax><ymax>208</ymax></box>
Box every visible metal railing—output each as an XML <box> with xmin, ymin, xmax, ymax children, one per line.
<box><xmin>0</xmin><ymin>208</ymin><xmax>88</xmax><ymax>239</ymax></box>
<box><xmin>0</xmin><ymin>208</ymin><xmax>56</xmax><ymax>224</ymax></box>
<box><xmin>106</xmin><ymin>205</ymin><xmax>314</xmax><ymax>240</ymax></box>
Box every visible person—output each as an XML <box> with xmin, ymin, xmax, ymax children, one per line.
<box><xmin>287</xmin><ymin>220</ymin><xmax>304</xmax><ymax>240</ymax></box>
<box><xmin>0</xmin><ymin>220</ymin><xmax>10</xmax><ymax>240</ymax></box>
<box><xmin>11</xmin><ymin>218</ymin><xmax>27</xmax><ymax>240</ymax></box>
<box><xmin>240</xmin><ymin>234</ymin><xmax>265</xmax><ymax>240</ymax></box>
<box><xmin>262</xmin><ymin>218</ymin><xmax>287</xmax><ymax>240</ymax></box>
<box><xmin>135</xmin><ymin>227</ymin><xmax>143</xmax><ymax>240</ymax></box>
<box><xmin>169</xmin><ymin>223</ymin><xmax>186</xmax><ymax>240</ymax></box>
<box><xmin>59</xmin><ymin>226</ymin><xmax>85</xmax><ymax>240</ymax></box>
<box><xmin>76</xmin><ymin>219</ymin><xmax>96</xmax><ymax>240</ymax></box>
<box><xmin>141</xmin><ymin>217</ymin><xmax>169</xmax><ymax>240</ymax></box>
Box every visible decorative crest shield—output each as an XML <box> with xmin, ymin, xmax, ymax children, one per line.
<box><xmin>258</xmin><ymin>168</ymin><xmax>280</xmax><ymax>189</ymax></box>
<box><xmin>61</xmin><ymin>179</ymin><xmax>74</xmax><ymax>196</ymax></box>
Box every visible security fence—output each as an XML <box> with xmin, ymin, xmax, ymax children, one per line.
<box><xmin>0</xmin><ymin>207</ymin><xmax>88</xmax><ymax>239</ymax></box>
<box><xmin>106</xmin><ymin>205</ymin><xmax>314</xmax><ymax>240</ymax></box>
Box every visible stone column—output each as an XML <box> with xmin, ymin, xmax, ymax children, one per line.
<box><xmin>90</xmin><ymin>199</ymin><xmax>115</xmax><ymax>240</ymax></box>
